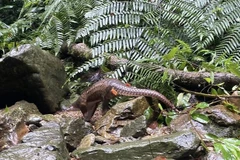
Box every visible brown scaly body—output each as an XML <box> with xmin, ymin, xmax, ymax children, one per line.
<box><xmin>71</xmin><ymin>78</ymin><xmax>176</xmax><ymax>121</ymax></box>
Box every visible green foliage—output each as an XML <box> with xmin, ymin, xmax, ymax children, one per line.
<box><xmin>69</xmin><ymin>0</ymin><xmax>240</xmax><ymax>87</ymax></box>
<box><xmin>4</xmin><ymin>105</ymin><xmax>9</xmax><ymax>112</ymax></box>
<box><xmin>204</xmin><ymin>73</ymin><xmax>234</xmax><ymax>96</ymax></box>
<box><xmin>1</xmin><ymin>0</ymin><xmax>240</xmax><ymax>59</ymax></box>
<box><xmin>0</xmin><ymin>0</ymin><xmax>23</xmax><ymax>24</ymax></box>
<box><xmin>1</xmin><ymin>0</ymin><xmax>240</xmax><ymax>79</ymax></box>
<box><xmin>190</xmin><ymin>102</ymin><xmax>210</xmax><ymax>124</ymax></box>
<box><xmin>146</xmin><ymin>103</ymin><xmax>177</xmax><ymax>126</ymax></box>
<box><xmin>34</xmin><ymin>0</ymin><xmax>99</xmax><ymax>54</ymax></box>
<box><xmin>176</xmin><ymin>93</ymin><xmax>191</xmax><ymax>107</ymax></box>
<box><xmin>223</xmin><ymin>101</ymin><xmax>240</xmax><ymax>114</ymax></box>
<box><xmin>206</xmin><ymin>134</ymin><xmax>240</xmax><ymax>160</ymax></box>
<box><xmin>72</xmin><ymin>0</ymin><xmax>158</xmax><ymax>80</ymax></box>
<box><xmin>161</xmin><ymin>40</ymin><xmax>207</xmax><ymax>71</ymax></box>
<box><xmin>164</xmin><ymin>112</ymin><xmax>177</xmax><ymax>126</ymax></box>
<box><xmin>144</xmin><ymin>107</ymin><xmax>154</xmax><ymax>120</ymax></box>
<box><xmin>67</xmin><ymin>78</ymin><xmax>91</xmax><ymax>94</ymax></box>
<box><xmin>0</xmin><ymin>0</ymin><xmax>98</xmax><ymax>54</ymax></box>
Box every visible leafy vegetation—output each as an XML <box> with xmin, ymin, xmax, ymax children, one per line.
<box><xmin>1</xmin><ymin>0</ymin><xmax>239</xmax><ymax>103</ymax></box>
<box><xmin>1</xmin><ymin>0</ymin><xmax>239</xmax><ymax>115</ymax></box>
<box><xmin>1</xmin><ymin>0</ymin><xmax>239</xmax><ymax>84</ymax></box>
<box><xmin>1</xmin><ymin>0</ymin><xmax>240</xmax><ymax>159</ymax></box>
<box><xmin>66</xmin><ymin>0</ymin><xmax>240</xmax><ymax>93</ymax></box>
<box><xmin>0</xmin><ymin>0</ymin><xmax>99</xmax><ymax>55</ymax></box>
<box><xmin>0</xmin><ymin>0</ymin><xmax>23</xmax><ymax>25</ymax></box>
<box><xmin>206</xmin><ymin>134</ymin><xmax>240</xmax><ymax>160</ymax></box>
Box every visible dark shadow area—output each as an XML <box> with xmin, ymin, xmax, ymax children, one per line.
<box><xmin>0</xmin><ymin>90</ymin><xmax>50</xmax><ymax>114</ymax></box>
<box><xmin>0</xmin><ymin>92</ymin><xmax>28</xmax><ymax>108</ymax></box>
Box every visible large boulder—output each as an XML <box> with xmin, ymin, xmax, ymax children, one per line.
<box><xmin>0</xmin><ymin>44</ymin><xmax>67</xmax><ymax>113</ymax></box>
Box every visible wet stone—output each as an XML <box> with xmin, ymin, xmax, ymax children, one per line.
<box><xmin>0</xmin><ymin>122</ymin><xmax>70</xmax><ymax>160</ymax></box>
<box><xmin>71</xmin><ymin>131</ymin><xmax>200</xmax><ymax>160</ymax></box>
<box><xmin>78</xmin><ymin>133</ymin><xmax>95</xmax><ymax>148</ymax></box>
<box><xmin>120</xmin><ymin>115</ymin><xmax>147</xmax><ymax>137</ymax></box>
<box><xmin>170</xmin><ymin>105</ymin><xmax>240</xmax><ymax>138</ymax></box>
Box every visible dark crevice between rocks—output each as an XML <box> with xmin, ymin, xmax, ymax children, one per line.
<box><xmin>0</xmin><ymin>90</ymin><xmax>49</xmax><ymax>114</ymax></box>
<box><xmin>0</xmin><ymin>92</ymin><xmax>29</xmax><ymax>108</ymax></box>
<box><xmin>66</xmin><ymin>143</ymin><xmax>76</xmax><ymax>152</ymax></box>
<box><xmin>0</xmin><ymin>90</ymin><xmax>51</xmax><ymax>114</ymax></box>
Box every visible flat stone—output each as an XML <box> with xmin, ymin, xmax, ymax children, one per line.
<box><xmin>72</xmin><ymin>131</ymin><xmax>200</xmax><ymax>160</ymax></box>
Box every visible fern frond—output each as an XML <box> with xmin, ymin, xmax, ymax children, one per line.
<box><xmin>136</xmin><ymin>39</ymin><xmax>158</xmax><ymax>59</ymax></box>
<box><xmin>107</xmin><ymin>64</ymin><xmax>127</xmax><ymax>79</ymax></box>
<box><xmin>90</xmin><ymin>27</ymin><xmax>145</xmax><ymax>45</ymax></box>
<box><xmin>70</xmin><ymin>56</ymin><xmax>105</xmax><ymax>78</ymax></box>
<box><xmin>50</xmin><ymin>16</ymin><xmax>64</xmax><ymax>52</ymax></box>
<box><xmin>69</xmin><ymin>0</ymin><xmax>240</xmax><ymax>82</ymax></box>
<box><xmin>192</xmin><ymin>0</ymin><xmax>210</xmax><ymax>8</ymax></box>
<box><xmin>232</xmin><ymin>48</ymin><xmax>240</xmax><ymax>61</ymax></box>
<box><xmin>125</xmin><ymin>62</ymin><xmax>175</xmax><ymax>98</ymax></box>
<box><xmin>76</xmin><ymin>11</ymin><xmax>142</xmax><ymax>40</ymax></box>
<box><xmin>129</xmin><ymin>50</ymin><xmax>144</xmax><ymax>61</ymax></box>
<box><xmin>221</xmin><ymin>0</ymin><xmax>240</xmax><ymax>14</ymax></box>
<box><xmin>37</xmin><ymin>15</ymin><xmax>64</xmax><ymax>53</ymax></box>
<box><xmin>201</xmin><ymin>8</ymin><xmax>240</xmax><ymax>48</ymax></box>
<box><xmin>161</xmin><ymin>1</ymin><xmax>205</xmax><ymax>46</ymax></box>
<box><xmin>115</xmin><ymin>50</ymin><xmax>134</xmax><ymax>59</ymax></box>
<box><xmin>140</xmin><ymin>29</ymin><xmax>171</xmax><ymax>56</ymax></box>
<box><xmin>40</xmin><ymin>0</ymin><xmax>62</xmax><ymax>26</ymax></box>
<box><xmin>215</xmin><ymin>26</ymin><xmax>240</xmax><ymax>57</ymax></box>
<box><xmin>85</xmin><ymin>1</ymin><xmax>155</xmax><ymax>18</ymax></box>
<box><xmin>91</xmin><ymin>38</ymin><xmax>139</xmax><ymax>58</ymax></box>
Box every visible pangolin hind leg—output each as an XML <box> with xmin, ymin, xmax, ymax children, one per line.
<box><xmin>83</xmin><ymin>101</ymin><xmax>100</xmax><ymax>121</ymax></box>
<box><xmin>102</xmin><ymin>99</ymin><xmax>110</xmax><ymax>115</ymax></box>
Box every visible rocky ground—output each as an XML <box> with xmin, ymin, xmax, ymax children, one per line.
<box><xmin>0</xmin><ymin>45</ymin><xmax>239</xmax><ymax>160</ymax></box>
<box><xmin>1</xmin><ymin>97</ymin><xmax>239</xmax><ymax>160</ymax></box>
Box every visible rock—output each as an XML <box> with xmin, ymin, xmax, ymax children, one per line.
<box><xmin>69</xmin><ymin>43</ymin><xmax>92</xmax><ymax>59</ymax></box>
<box><xmin>0</xmin><ymin>116</ymin><xmax>19</xmax><ymax>151</ymax></box>
<box><xmin>42</xmin><ymin>111</ymin><xmax>93</xmax><ymax>149</ymax></box>
<box><xmin>0</xmin><ymin>101</ymin><xmax>41</xmax><ymax>150</ymax></box>
<box><xmin>227</xmin><ymin>91</ymin><xmax>240</xmax><ymax>110</ymax></box>
<box><xmin>170</xmin><ymin>105</ymin><xmax>240</xmax><ymax>138</ymax></box>
<box><xmin>27</xmin><ymin>112</ymin><xmax>93</xmax><ymax>150</ymax></box>
<box><xmin>0</xmin><ymin>44</ymin><xmax>67</xmax><ymax>113</ymax></box>
<box><xmin>0</xmin><ymin>122</ymin><xmax>70</xmax><ymax>160</ymax></box>
<box><xmin>71</xmin><ymin>131</ymin><xmax>200</xmax><ymax>160</ymax></box>
<box><xmin>203</xmin><ymin>105</ymin><xmax>240</xmax><ymax>126</ymax></box>
<box><xmin>170</xmin><ymin>113</ymin><xmax>204</xmax><ymax>132</ymax></box>
<box><xmin>94</xmin><ymin>97</ymin><xmax>150</xmax><ymax>140</ymax></box>
<box><xmin>145</xmin><ymin>125</ymin><xmax>171</xmax><ymax>139</ymax></box>
<box><xmin>78</xmin><ymin>133</ymin><xmax>95</xmax><ymax>148</ymax></box>
<box><xmin>0</xmin><ymin>100</ymin><xmax>41</xmax><ymax>118</ymax></box>
<box><xmin>202</xmin><ymin>151</ymin><xmax>224</xmax><ymax>160</ymax></box>
<box><xmin>120</xmin><ymin>115</ymin><xmax>147</xmax><ymax>137</ymax></box>
<box><xmin>0</xmin><ymin>100</ymin><xmax>92</xmax><ymax>153</ymax></box>
<box><xmin>60</xmin><ymin>117</ymin><xmax>93</xmax><ymax>149</ymax></box>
